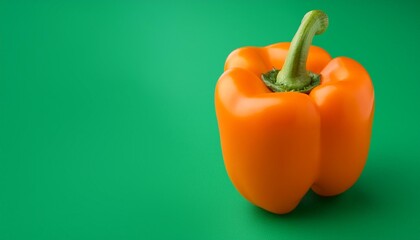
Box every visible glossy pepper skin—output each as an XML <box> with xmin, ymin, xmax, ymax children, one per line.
<box><xmin>214</xmin><ymin>12</ymin><xmax>374</xmax><ymax>214</ymax></box>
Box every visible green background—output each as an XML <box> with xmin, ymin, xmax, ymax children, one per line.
<box><xmin>1</xmin><ymin>1</ymin><xmax>419</xmax><ymax>239</ymax></box>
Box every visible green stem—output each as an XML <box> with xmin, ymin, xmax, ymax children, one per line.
<box><xmin>261</xmin><ymin>10</ymin><xmax>328</xmax><ymax>93</ymax></box>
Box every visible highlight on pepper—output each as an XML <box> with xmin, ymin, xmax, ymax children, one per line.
<box><xmin>215</xmin><ymin>10</ymin><xmax>374</xmax><ymax>214</ymax></box>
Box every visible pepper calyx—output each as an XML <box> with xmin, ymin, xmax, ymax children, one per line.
<box><xmin>262</xmin><ymin>68</ymin><xmax>320</xmax><ymax>93</ymax></box>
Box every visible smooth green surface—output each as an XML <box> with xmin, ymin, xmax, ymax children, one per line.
<box><xmin>1</xmin><ymin>1</ymin><xmax>419</xmax><ymax>239</ymax></box>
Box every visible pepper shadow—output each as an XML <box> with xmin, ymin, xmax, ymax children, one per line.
<box><xmin>249</xmin><ymin>187</ymin><xmax>372</xmax><ymax>220</ymax></box>
<box><xmin>243</xmin><ymin>185</ymin><xmax>381</xmax><ymax>239</ymax></box>
<box><xmin>247</xmin><ymin>154</ymin><xmax>401</xmax><ymax>221</ymax></box>
<box><xmin>236</xmin><ymin>152</ymin><xmax>420</xmax><ymax>240</ymax></box>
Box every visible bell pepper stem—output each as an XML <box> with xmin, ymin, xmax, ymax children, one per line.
<box><xmin>262</xmin><ymin>10</ymin><xmax>328</xmax><ymax>93</ymax></box>
<box><xmin>276</xmin><ymin>10</ymin><xmax>328</xmax><ymax>90</ymax></box>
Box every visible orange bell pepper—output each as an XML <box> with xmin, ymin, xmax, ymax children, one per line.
<box><xmin>214</xmin><ymin>10</ymin><xmax>374</xmax><ymax>214</ymax></box>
